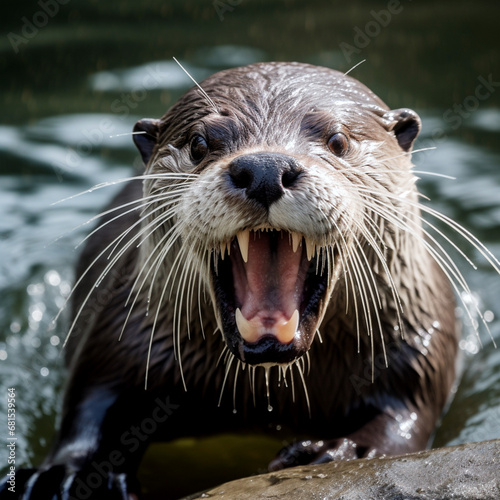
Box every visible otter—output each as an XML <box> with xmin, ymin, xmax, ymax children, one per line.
<box><xmin>2</xmin><ymin>62</ymin><xmax>461</xmax><ymax>499</ymax></box>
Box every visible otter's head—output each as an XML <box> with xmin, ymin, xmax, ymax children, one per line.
<box><xmin>133</xmin><ymin>62</ymin><xmax>421</xmax><ymax>367</ymax></box>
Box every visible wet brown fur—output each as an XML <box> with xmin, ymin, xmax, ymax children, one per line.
<box><xmin>11</xmin><ymin>62</ymin><xmax>460</xmax><ymax>498</ymax></box>
<box><xmin>68</xmin><ymin>62</ymin><xmax>458</xmax><ymax>458</ymax></box>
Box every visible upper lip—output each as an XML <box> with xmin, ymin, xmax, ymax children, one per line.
<box><xmin>221</xmin><ymin>228</ymin><xmax>319</xmax><ymax>264</ymax></box>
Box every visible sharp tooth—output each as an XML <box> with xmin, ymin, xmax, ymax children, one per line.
<box><xmin>235</xmin><ymin>308</ymin><xmax>258</xmax><ymax>342</ymax></box>
<box><xmin>236</xmin><ymin>309</ymin><xmax>300</xmax><ymax>344</ymax></box>
<box><xmin>237</xmin><ymin>230</ymin><xmax>249</xmax><ymax>263</ymax></box>
<box><xmin>276</xmin><ymin>309</ymin><xmax>299</xmax><ymax>343</ymax></box>
<box><xmin>291</xmin><ymin>232</ymin><xmax>301</xmax><ymax>253</ymax></box>
<box><xmin>305</xmin><ymin>238</ymin><xmax>315</xmax><ymax>261</ymax></box>
<box><xmin>220</xmin><ymin>241</ymin><xmax>231</xmax><ymax>259</ymax></box>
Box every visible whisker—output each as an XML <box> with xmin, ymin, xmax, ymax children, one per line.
<box><xmin>59</xmin><ymin>207</ymin><xmax>171</xmax><ymax>346</ymax></box>
<box><xmin>233</xmin><ymin>360</ymin><xmax>241</xmax><ymax>411</ymax></box>
<box><xmin>344</xmin><ymin>59</ymin><xmax>366</xmax><ymax>76</ymax></box>
<box><xmin>52</xmin><ymin>172</ymin><xmax>198</xmax><ymax>206</ymax></box>
<box><xmin>294</xmin><ymin>361</ymin><xmax>311</xmax><ymax>417</ymax></box>
<box><xmin>218</xmin><ymin>353</ymin><xmax>235</xmax><ymax>407</ymax></box>
<box><xmin>173</xmin><ymin>57</ymin><xmax>219</xmax><ymax>114</ymax></box>
<box><xmin>359</xmin><ymin>189</ymin><xmax>496</xmax><ymax>344</ymax></box>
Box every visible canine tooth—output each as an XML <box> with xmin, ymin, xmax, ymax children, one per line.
<box><xmin>235</xmin><ymin>308</ymin><xmax>256</xmax><ymax>342</ymax></box>
<box><xmin>235</xmin><ymin>308</ymin><xmax>299</xmax><ymax>344</ymax></box>
<box><xmin>305</xmin><ymin>238</ymin><xmax>315</xmax><ymax>261</ymax></box>
<box><xmin>220</xmin><ymin>241</ymin><xmax>227</xmax><ymax>260</ymax></box>
<box><xmin>291</xmin><ymin>232</ymin><xmax>301</xmax><ymax>253</ymax></box>
<box><xmin>276</xmin><ymin>309</ymin><xmax>299</xmax><ymax>343</ymax></box>
<box><xmin>237</xmin><ymin>230</ymin><xmax>249</xmax><ymax>263</ymax></box>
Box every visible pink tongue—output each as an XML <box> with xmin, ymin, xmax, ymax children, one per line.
<box><xmin>232</xmin><ymin>232</ymin><xmax>304</xmax><ymax>330</ymax></box>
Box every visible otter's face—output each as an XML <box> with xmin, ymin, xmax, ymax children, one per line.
<box><xmin>133</xmin><ymin>62</ymin><xmax>420</xmax><ymax>367</ymax></box>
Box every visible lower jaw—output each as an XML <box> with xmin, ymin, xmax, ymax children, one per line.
<box><xmin>238</xmin><ymin>342</ymin><xmax>304</xmax><ymax>366</ymax></box>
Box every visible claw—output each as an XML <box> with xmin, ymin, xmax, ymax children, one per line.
<box><xmin>22</xmin><ymin>465</ymin><xmax>65</xmax><ymax>500</ymax></box>
<box><xmin>268</xmin><ymin>438</ymin><xmax>362</xmax><ymax>471</ymax></box>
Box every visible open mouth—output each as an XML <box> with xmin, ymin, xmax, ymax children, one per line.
<box><xmin>210</xmin><ymin>229</ymin><xmax>331</xmax><ymax>365</ymax></box>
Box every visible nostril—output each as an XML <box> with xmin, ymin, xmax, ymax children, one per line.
<box><xmin>282</xmin><ymin>169</ymin><xmax>301</xmax><ymax>189</ymax></box>
<box><xmin>230</xmin><ymin>167</ymin><xmax>253</xmax><ymax>190</ymax></box>
<box><xmin>227</xmin><ymin>153</ymin><xmax>302</xmax><ymax>209</ymax></box>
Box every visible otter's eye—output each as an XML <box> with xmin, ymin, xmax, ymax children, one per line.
<box><xmin>327</xmin><ymin>132</ymin><xmax>349</xmax><ymax>157</ymax></box>
<box><xmin>190</xmin><ymin>135</ymin><xmax>208</xmax><ymax>163</ymax></box>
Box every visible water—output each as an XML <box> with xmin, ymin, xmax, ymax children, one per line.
<box><xmin>1</xmin><ymin>0</ymin><xmax>499</xmax><ymax>497</ymax></box>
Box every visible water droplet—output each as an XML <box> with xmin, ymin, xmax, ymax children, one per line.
<box><xmin>0</xmin><ymin>350</ymin><xmax>7</xmax><ymax>361</ymax></box>
<box><xmin>264</xmin><ymin>366</ymin><xmax>272</xmax><ymax>410</ymax></box>
<box><xmin>60</xmin><ymin>281</ymin><xmax>71</xmax><ymax>296</ymax></box>
<box><xmin>40</xmin><ymin>367</ymin><xmax>49</xmax><ymax>377</ymax></box>
<box><xmin>27</xmin><ymin>283</ymin><xmax>45</xmax><ymax>296</ymax></box>
<box><xmin>484</xmin><ymin>310</ymin><xmax>494</xmax><ymax>322</ymax></box>
<box><xmin>459</xmin><ymin>338</ymin><xmax>479</xmax><ymax>355</ymax></box>
<box><xmin>10</xmin><ymin>322</ymin><xmax>21</xmax><ymax>334</ymax></box>
<box><xmin>50</xmin><ymin>335</ymin><xmax>60</xmax><ymax>346</ymax></box>
<box><xmin>45</xmin><ymin>270</ymin><xmax>61</xmax><ymax>287</ymax></box>
<box><xmin>232</xmin><ymin>409</ymin><xmax>237</xmax><ymax>414</ymax></box>
<box><xmin>31</xmin><ymin>310</ymin><xmax>43</xmax><ymax>322</ymax></box>
<box><xmin>432</xmin><ymin>320</ymin><xmax>441</xmax><ymax>329</ymax></box>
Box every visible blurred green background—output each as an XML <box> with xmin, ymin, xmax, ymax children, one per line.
<box><xmin>1</xmin><ymin>1</ymin><xmax>500</xmax><ymax>498</ymax></box>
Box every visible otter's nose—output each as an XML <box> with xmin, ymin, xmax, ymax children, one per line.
<box><xmin>228</xmin><ymin>152</ymin><xmax>302</xmax><ymax>209</ymax></box>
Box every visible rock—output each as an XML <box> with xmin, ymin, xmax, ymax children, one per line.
<box><xmin>182</xmin><ymin>439</ymin><xmax>500</xmax><ymax>500</ymax></box>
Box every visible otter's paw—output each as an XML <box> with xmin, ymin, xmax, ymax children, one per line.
<box><xmin>268</xmin><ymin>438</ymin><xmax>375</xmax><ymax>471</ymax></box>
<box><xmin>0</xmin><ymin>465</ymin><xmax>140</xmax><ymax>499</ymax></box>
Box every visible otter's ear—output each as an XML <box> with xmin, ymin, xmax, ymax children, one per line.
<box><xmin>133</xmin><ymin>119</ymin><xmax>160</xmax><ymax>165</ymax></box>
<box><xmin>384</xmin><ymin>108</ymin><xmax>421</xmax><ymax>152</ymax></box>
